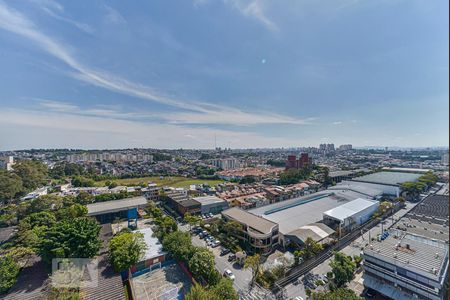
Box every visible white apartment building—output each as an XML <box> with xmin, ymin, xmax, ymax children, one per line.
<box><xmin>67</xmin><ymin>153</ymin><xmax>153</xmax><ymax>163</ymax></box>
<box><xmin>211</xmin><ymin>158</ymin><xmax>239</xmax><ymax>170</ymax></box>
<box><xmin>0</xmin><ymin>156</ymin><xmax>14</xmax><ymax>171</ymax></box>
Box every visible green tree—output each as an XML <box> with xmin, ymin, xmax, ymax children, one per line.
<box><xmin>162</xmin><ymin>231</ymin><xmax>194</xmax><ymax>261</ymax></box>
<box><xmin>244</xmin><ymin>254</ymin><xmax>261</xmax><ymax>287</ymax></box>
<box><xmin>38</xmin><ymin>217</ymin><xmax>101</xmax><ymax>263</ymax></box>
<box><xmin>311</xmin><ymin>288</ymin><xmax>363</xmax><ymax>300</ymax></box>
<box><xmin>13</xmin><ymin>160</ymin><xmax>48</xmax><ymax>190</ymax></box>
<box><xmin>330</xmin><ymin>252</ymin><xmax>356</xmax><ymax>287</ymax></box>
<box><xmin>108</xmin><ymin>231</ymin><xmax>147</xmax><ymax>272</ymax></box>
<box><xmin>154</xmin><ymin>216</ymin><xmax>177</xmax><ymax>237</ymax></box>
<box><xmin>188</xmin><ymin>247</ymin><xmax>216</xmax><ymax>283</ymax></box>
<box><xmin>185</xmin><ymin>283</ymin><xmax>211</xmax><ymax>300</ymax></box>
<box><xmin>71</xmin><ymin>176</ymin><xmax>95</xmax><ymax>187</ymax></box>
<box><xmin>303</xmin><ymin>237</ymin><xmax>323</xmax><ymax>259</ymax></box>
<box><xmin>19</xmin><ymin>211</ymin><xmax>56</xmax><ymax>231</ymax></box>
<box><xmin>211</xmin><ymin>278</ymin><xmax>238</xmax><ymax>300</ymax></box>
<box><xmin>26</xmin><ymin>195</ymin><xmax>64</xmax><ymax>214</ymax></box>
<box><xmin>55</xmin><ymin>204</ymin><xmax>87</xmax><ymax>220</ymax></box>
<box><xmin>75</xmin><ymin>191</ymin><xmax>94</xmax><ymax>205</ymax></box>
<box><xmin>0</xmin><ymin>170</ymin><xmax>23</xmax><ymax>203</ymax></box>
<box><xmin>184</xmin><ymin>213</ymin><xmax>202</xmax><ymax>231</ymax></box>
<box><xmin>0</xmin><ymin>255</ymin><xmax>20</xmax><ymax>294</ymax></box>
<box><xmin>353</xmin><ymin>255</ymin><xmax>363</xmax><ymax>268</ymax></box>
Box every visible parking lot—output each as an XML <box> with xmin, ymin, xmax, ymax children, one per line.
<box><xmin>191</xmin><ymin>233</ymin><xmax>252</xmax><ymax>292</ymax></box>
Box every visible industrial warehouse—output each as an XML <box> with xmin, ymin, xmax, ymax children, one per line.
<box><xmin>223</xmin><ymin>183</ymin><xmax>384</xmax><ymax>251</ymax></box>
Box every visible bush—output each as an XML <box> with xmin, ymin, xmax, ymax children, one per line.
<box><xmin>0</xmin><ymin>255</ymin><xmax>20</xmax><ymax>293</ymax></box>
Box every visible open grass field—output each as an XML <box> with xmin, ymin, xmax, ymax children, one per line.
<box><xmin>95</xmin><ymin>176</ymin><xmax>224</xmax><ymax>188</ymax></box>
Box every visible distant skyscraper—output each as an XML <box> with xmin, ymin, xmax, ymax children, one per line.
<box><xmin>442</xmin><ymin>153</ymin><xmax>449</xmax><ymax>165</ymax></box>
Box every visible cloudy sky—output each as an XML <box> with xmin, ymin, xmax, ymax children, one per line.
<box><xmin>0</xmin><ymin>0</ymin><xmax>448</xmax><ymax>150</ymax></box>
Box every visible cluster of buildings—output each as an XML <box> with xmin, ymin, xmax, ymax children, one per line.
<box><xmin>220</xmin><ymin>170</ymin><xmax>426</xmax><ymax>254</ymax></box>
<box><xmin>216</xmin><ymin>166</ymin><xmax>283</xmax><ymax>180</ymax></box>
<box><xmin>363</xmin><ymin>193</ymin><xmax>449</xmax><ymax>300</ymax></box>
<box><xmin>67</xmin><ymin>152</ymin><xmax>153</xmax><ymax>163</ymax></box>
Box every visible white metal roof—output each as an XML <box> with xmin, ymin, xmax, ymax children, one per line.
<box><xmin>323</xmin><ymin>198</ymin><xmax>379</xmax><ymax>222</ymax></box>
<box><xmin>193</xmin><ymin>195</ymin><xmax>227</xmax><ymax>205</ymax></box>
<box><xmin>87</xmin><ymin>196</ymin><xmax>147</xmax><ymax>216</ymax></box>
<box><xmin>135</xmin><ymin>227</ymin><xmax>167</xmax><ymax>260</ymax></box>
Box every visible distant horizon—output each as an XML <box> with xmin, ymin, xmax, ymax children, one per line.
<box><xmin>1</xmin><ymin>145</ymin><xmax>448</xmax><ymax>152</ymax></box>
<box><xmin>0</xmin><ymin>1</ymin><xmax>448</xmax><ymax>149</ymax></box>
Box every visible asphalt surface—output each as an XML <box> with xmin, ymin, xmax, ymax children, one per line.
<box><xmin>191</xmin><ymin>234</ymin><xmax>252</xmax><ymax>292</ymax></box>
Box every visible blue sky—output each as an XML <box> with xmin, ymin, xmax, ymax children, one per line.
<box><xmin>0</xmin><ymin>0</ymin><xmax>448</xmax><ymax>150</ymax></box>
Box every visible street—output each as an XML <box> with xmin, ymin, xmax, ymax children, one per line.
<box><xmin>284</xmin><ymin>200</ymin><xmax>420</xmax><ymax>299</ymax></box>
<box><xmin>191</xmin><ymin>234</ymin><xmax>253</xmax><ymax>292</ymax></box>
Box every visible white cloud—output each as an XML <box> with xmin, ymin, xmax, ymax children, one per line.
<box><xmin>103</xmin><ymin>5</ymin><xmax>126</xmax><ymax>25</ymax></box>
<box><xmin>0</xmin><ymin>2</ymin><xmax>309</xmax><ymax>127</ymax></box>
<box><xmin>0</xmin><ymin>108</ymin><xmax>300</xmax><ymax>150</ymax></box>
<box><xmin>332</xmin><ymin>121</ymin><xmax>343</xmax><ymax>125</ymax></box>
<box><xmin>225</xmin><ymin>0</ymin><xmax>277</xmax><ymax>31</ymax></box>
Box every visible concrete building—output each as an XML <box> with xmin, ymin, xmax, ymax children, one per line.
<box><xmin>351</xmin><ymin>171</ymin><xmax>423</xmax><ymax>197</ymax></box>
<box><xmin>328</xmin><ymin>170</ymin><xmax>356</xmax><ymax>183</ymax></box>
<box><xmin>0</xmin><ymin>156</ymin><xmax>14</xmax><ymax>171</ymax></box>
<box><xmin>222</xmin><ymin>207</ymin><xmax>279</xmax><ymax>254</ymax></box>
<box><xmin>285</xmin><ymin>153</ymin><xmax>312</xmax><ymax>170</ymax></box>
<box><xmin>323</xmin><ymin>198</ymin><xmax>379</xmax><ymax>232</ymax></box>
<box><xmin>363</xmin><ymin>232</ymin><xmax>449</xmax><ymax>300</ymax></box>
<box><xmin>130</xmin><ymin>227</ymin><xmax>167</xmax><ymax>276</ymax></box>
<box><xmin>338</xmin><ymin>144</ymin><xmax>352</xmax><ymax>151</ymax></box>
<box><xmin>441</xmin><ymin>153</ymin><xmax>449</xmax><ymax>166</ymax></box>
<box><xmin>192</xmin><ymin>196</ymin><xmax>229</xmax><ymax>214</ymax></box>
<box><xmin>164</xmin><ymin>189</ymin><xmax>201</xmax><ymax>216</ymax></box>
<box><xmin>211</xmin><ymin>158</ymin><xmax>239</xmax><ymax>170</ymax></box>
<box><xmin>248</xmin><ymin>188</ymin><xmax>376</xmax><ymax>248</ymax></box>
<box><xmin>86</xmin><ymin>196</ymin><xmax>147</xmax><ymax>224</ymax></box>
<box><xmin>144</xmin><ymin>183</ymin><xmax>159</xmax><ymax>201</ymax></box>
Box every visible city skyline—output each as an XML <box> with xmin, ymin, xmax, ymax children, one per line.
<box><xmin>0</xmin><ymin>0</ymin><xmax>448</xmax><ymax>150</ymax></box>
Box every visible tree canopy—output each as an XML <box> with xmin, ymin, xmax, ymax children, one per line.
<box><xmin>244</xmin><ymin>254</ymin><xmax>261</xmax><ymax>286</ymax></box>
<box><xmin>0</xmin><ymin>255</ymin><xmax>20</xmax><ymax>294</ymax></box>
<box><xmin>188</xmin><ymin>247</ymin><xmax>217</xmax><ymax>284</ymax></box>
<box><xmin>0</xmin><ymin>170</ymin><xmax>23</xmax><ymax>203</ymax></box>
<box><xmin>108</xmin><ymin>231</ymin><xmax>147</xmax><ymax>272</ymax></box>
<box><xmin>162</xmin><ymin>231</ymin><xmax>194</xmax><ymax>261</ymax></box>
<box><xmin>13</xmin><ymin>160</ymin><xmax>48</xmax><ymax>191</ymax></box>
<box><xmin>330</xmin><ymin>252</ymin><xmax>356</xmax><ymax>287</ymax></box>
<box><xmin>38</xmin><ymin>217</ymin><xmax>101</xmax><ymax>263</ymax></box>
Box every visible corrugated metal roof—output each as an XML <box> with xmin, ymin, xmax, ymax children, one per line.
<box><xmin>87</xmin><ymin>196</ymin><xmax>147</xmax><ymax>216</ymax></box>
<box><xmin>352</xmin><ymin>171</ymin><xmax>422</xmax><ymax>186</ymax></box>
<box><xmin>323</xmin><ymin>198</ymin><xmax>379</xmax><ymax>222</ymax></box>
<box><xmin>136</xmin><ymin>227</ymin><xmax>167</xmax><ymax>261</ymax></box>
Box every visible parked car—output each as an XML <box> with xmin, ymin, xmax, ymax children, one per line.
<box><xmin>228</xmin><ymin>254</ymin><xmax>236</xmax><ymax>262</ymax></box>
<box><xmin>220</xmin><ymin>248</ymin><xmax>231</xmax><ymax>256</ymax></box>
<box><xmin>294</xmin><ymin>297</ymin><xmax>304</xmax><ymax>300</ymax></box>
<box><xmin>365</xmin><ymin>289</ymin><xmax>376</xmax><ymax>298</ymax></box>
<box><xmin>208</xmin><ymin>213</ymin><xmax>214</xmax><ymax>218</ymax></box>
<box><xmin>223</xmin><ymin>269</ymin><xmax>235</xmax><ymax>280</ymax></box>
<box><xmin>199</xmin><ymin>232</ymin><xmax>206</xmax><ymax>238</ymax></box>
<box><xmin>212</xmin><ymin>240</ymin><xmax>221</xmax><ymax>247</ymax></box>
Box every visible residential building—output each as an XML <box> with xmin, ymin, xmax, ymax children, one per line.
<box><xmin>0</xmin><ymin>156</ymin><xmax>14</xmax><ymax>171</ymax></box>
<box><xmin>211</xmin><ymin>158</ymin><xmax>239</xmax><ymax>170</ymax></box>
<box><xmin>285</xmin><ymin>153</ymin><xmax>312</xmax><ymax>170</ymax></box>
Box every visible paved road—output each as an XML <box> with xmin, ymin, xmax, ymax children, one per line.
<box><xmin>284</xmin><ymin>200</ymin><xmax>420</xmax><ymax>299</ymax></box>
<box><xmin>191</xmin><ymin>234</ymin><xmax>252</xmax><ymax>292</ymax></box>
